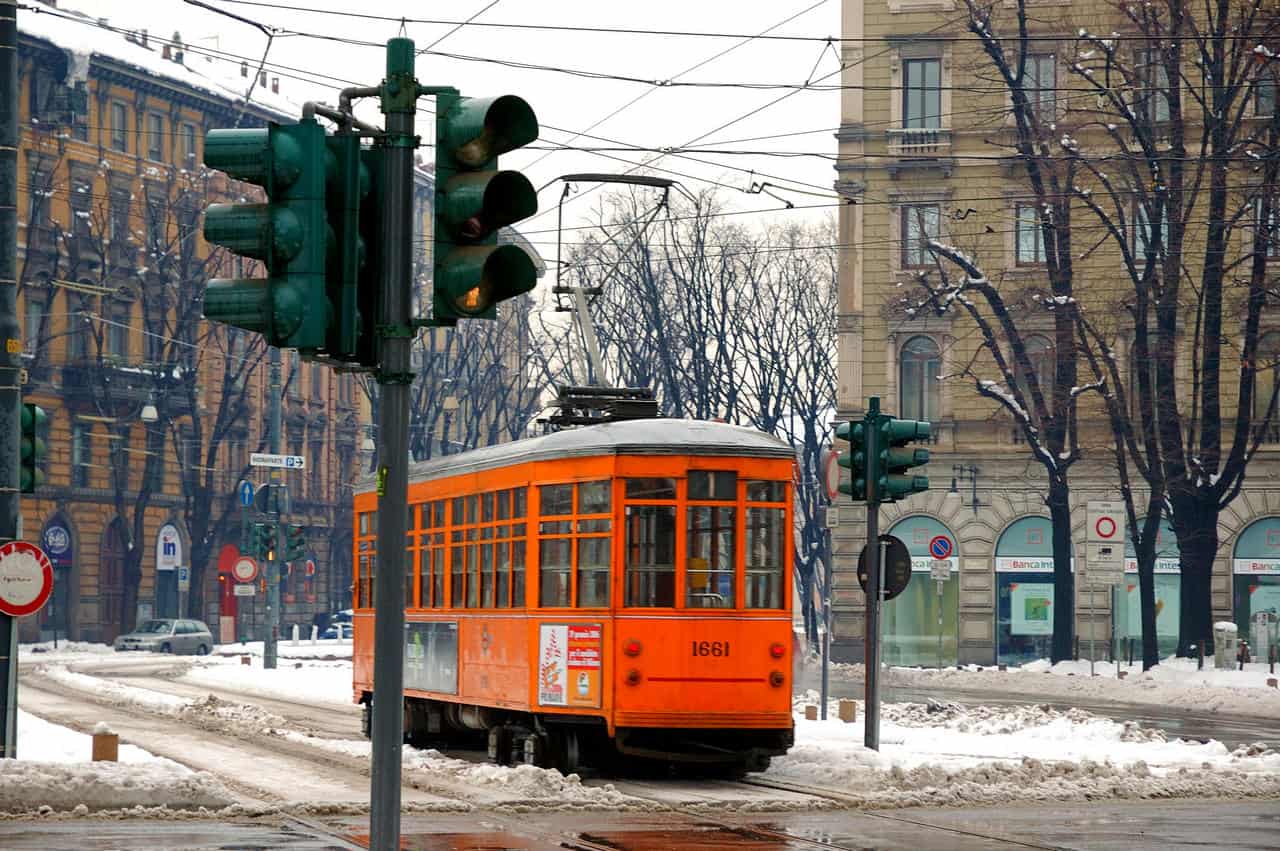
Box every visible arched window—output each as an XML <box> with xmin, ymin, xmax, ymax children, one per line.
<box><xmin>900</xmin><ymin>336</ymin><xmax>940</xmax><ymax>421</ymax></box>
<box><xmin>1256</xmin><ymin>331</ymin><xmax>1280</xmax><ymax>428</ymax></box>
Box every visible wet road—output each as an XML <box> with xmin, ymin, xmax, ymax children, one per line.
<box><xmin>3</xmin><ymin>801</ymin><xmax>1278</xmax><ymax>850</ymax></box>
<box><xmin>798</xmin><ymin>666</ymin><xmax>1280</xmax><ymax>748</ymax></box>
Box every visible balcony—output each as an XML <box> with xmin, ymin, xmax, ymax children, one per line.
<box><xmin>886</xmin><ymin>127</ymin><xmax>952</xmax><ymax>157</ymax></box>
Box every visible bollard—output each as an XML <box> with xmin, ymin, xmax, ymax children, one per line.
<box><xmin>837</xmin><ymin>699</ymin><xmax>857</xmax><ymax>723</ymax></box>
<box><xmin>311</xmin><ymin>625</ymin><xmax>319</xmax><ymax>645</ymax></box>
<box><xmin>1238</xmin><ymin>641</ymin><xmax>1251</xmax><ymax>671</ymax></box>
<box><xmin>804</xmin><ymin>704</ymin><xmax>818</xmax><ymax>721</ymax></box>
<box><xmin>1118</xmin><ymin>670</ymin><xmax>1128</xmax><ymax>680</ymax></box>
<box><xmin>1197</xmin><ymin>642</ymin><xmax>1204</xmax><ymax>671</ymax></box>
<box><xmin>240</xmin><ymin>654</ymin><xmax>251</xmax><ymax>666</ymax></box>
<box><xmin>1271</xmin><ymin>644</ymin><xmax>1277</xmax><ymax>675</ymax></box>
<box><xmin>1128</xmin><ymin>638</ymin><xmax>1135</xmax><ymax>668</ymax></box>
<box><xmin>291</xmin><ymin>624</ymin><xmax>300</xmax><ymax>646</ymax></box>
<box><xmin>1267</xmin><ymin>678</ymin><xmax>1277</xmax><ymax>689</ymax></box>
<box><xmin>91</xmin><ymin>725</ymin><xmax>119</xmax><ymax>762</ymax></box>
<box><xmin>1073</xmin><ymin>635</ymin><xmax>1080</xmax><ymax>661</ymax></box>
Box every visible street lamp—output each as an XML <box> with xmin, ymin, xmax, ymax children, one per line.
<box><xmin>139</xmin><ymin>392</ymin><xmax>159</xmax><ymax>424</ymax></box>
<box><xmin>947</xmin><ymin>464</ymin><xmax>984</xmax><ymax>514</ymax></box>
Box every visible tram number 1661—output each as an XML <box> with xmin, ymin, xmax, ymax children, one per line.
<box><xmin>691</xmin><ymin>640</ymin><xmax>730</xmax><ymax>657</ymax></box>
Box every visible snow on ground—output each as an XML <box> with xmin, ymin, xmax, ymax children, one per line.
<box><xmin>18</xmin><ymin>641</ymin><xmax>117</xmax><ymax>661</ymax></box>
<box><xmin>0</xmin><ymin>712</ymin><xmax>235</xmax><ymax>815</ymax></box>
<box><xmin>830</xmin><ymin>655</ymin><xmax>1280</xmax><ymax>719</ymax></box>
<box><xmin>213</xmin><ymin>639</ymin><xmax>352</xmax><ymax>660</ymax></box>
<box><xmin>181</xmin><ymin>656</ymin><xmax>354</xmax><ymax>707</ymax></box>
<box><xmin>771</xmin><ymin>692</ymin><xmax>1280</xmax><ymax>808</ymax></box>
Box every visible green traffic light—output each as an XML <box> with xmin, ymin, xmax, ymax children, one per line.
<box><xmin>20</xmin><ymin>402</ymin><xmax>48</xmax><ymax>494</ymax></box>
<box><xmin>835</xmin><ymin>420</ymin><xmax>868</xmax><ymax>501</ymax></box>
<box><xmin>876</xmin><ymin>415</ymin><xmax>931</xmax><ymax>502</ymax></box>
<box><xmin>439</xmin><ymin>95</ymin><xmax>538</xmax><ymax>168</ymax></box>
<box><xmin>435</xmin><ymin>244</ymin><xmax>537</xmax><ymax>319</ymax></box>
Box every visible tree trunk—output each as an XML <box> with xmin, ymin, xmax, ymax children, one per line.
<box><xmin>1048</xmin><ymin>476</ymin><xmax>1074</xmax><ymax>663</ymax></box>
<box><xmin>1171</xmin><ymin>491</ymin><xmax>1218</xmax><ymax>657</ymax></box>
<box><xmin>1134</xmin><ymin>541</ymin><xmax>1160</xmax><ymax>670</ymax></box>
<box><xmin>121</xmin><ymin>548</ymin><xmax>144</xmax><ymax>634</ymax></box>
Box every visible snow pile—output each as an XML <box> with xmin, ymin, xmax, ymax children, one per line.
<box><xmin>771</xmin><ymin>696</ymin><xmax>1280</xmax><ymax>808</ymax></box>
<box><xmin>38</xmin><ymin>665</ymin><xmax>189</xmax><ymax>714</ymax></box>
<box><xmin>0</xmin><ymin>712</ymin><xmax>234</xmax><ymax>815</ymax></box>
<box><xmin>831</xmin><ymin>656</ymin><xmax>1280</xmax><ymax>718</ymax></box>
<box><xmin>19</xmin><ymin>641</ymin><xmax>116</xmax><ymax>659</ymax></box>
<box><xmin>182</xmin><ymin>657</ymin><xmax>353</xmax><ymax>707</ymax></box>
<box><xmin>212</xmin><ymin>639</ymin><xmax>352</xmax><ymax>661</ymax></box>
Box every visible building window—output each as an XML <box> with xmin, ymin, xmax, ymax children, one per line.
<box><xmin>1133</xmin><ymin>203</ymin><xmax>1169</xmax><ymax>258</ymax></box>
<box><xmin>1256</xmin><ymin>331</ymin><xmax>1280</xmax><ymax>428</ymax></box>
<box><xmin>110</xmin><ymin>103</ymin><xmax>129</xmax><ymax>152</ymax></box>
<box><xmin>902</xmin><ymin>58</ymin><xmax>942</xmax><ymax>129</ymax></box>
<box><xmin>1137</xmin><ymin>49</ymin><xmax>1172</xmax><ymax>125</ymax></box>
<box><xmin>107</xmin><ymin>301</ymin><xmax>130</xmax><ymax>358</ymax></box>
<box><xmin>67</xmin><ymin>292</ymin><xmax>93</xmax><ymax>360</ymax></box>
<box><xmin>1015</xmin><ymin>204</ymin><xmax>1047</xmax><ymax>265</ymax></box>
<box><xmin>181</xmin><ymin>123</ymin><xmax>197</xmax><ymax>163</ymax></box>
<box><xmin>1256</xmin><ymin>197</ymin><xmax>1278</xmax><ymax>258</ymax></box>
<box><xmin>1257</xmin><ymin>76</ymin><xmax>1277</xmax><ymax>117</ymax></box>
<box><xmin>1017</xmin><ymin>334</ymin><xmax>1055</xmax><ymax>417</ymax></box>
<box><xmin>23</xmin><ymin>294</ymin><xmax>46</xmax><ymax>356</ymax></box>
<box><xmin>1024</xmin><ymin>54</ymin><xmax>1056</xmax><ymax>120</ymax></box>
<box><xmin>900</xmin><ymin>203</ymin><xmax>940</xmax><ymax>268</ymax></box>
<box><xmin>146</xmin><ymin>113</ymin><xmax>165</xmax><ymax>161</ymax></box>
<box><xmin>109</xmin><ymin>187</ymin><xmax>131</xmax><ymax>251</ymax></box>
<box><xmin>1128</xmin><ymin>338</ymin><xmax>1161</xmax><ymax>421</ymax></box>
<box><xmin>71</xmin><ymin>423</ymin><xmax>91</xmax><ymax>487</ymax></box>
<box><xmin>27</xmin><ymin>165</ymin><xmax>51</xmax><ymax>228</ymax></box>
<box><xmin>900</xmin><ymin>335</ymin><xmax>941</xmax><ymax>421</ymax></box>
<box><xmin>70</xmin><ymin>177</ymin><xmax>92</xmax><ymax>239</ymax></box>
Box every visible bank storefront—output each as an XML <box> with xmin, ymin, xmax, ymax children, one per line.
<box><xmin>1233</xmin><ymin>517</ymin><xmax>1280</xmax><ymax>634</ymax></box>
<box><xmin>995</xmin><ymin>516</ymin><xmax>1059</xmax><ymax>666</ymax></box>
<box><xmin>1115</xmin><ymin>516</ymin><xmax>1181</xmax><ymax>658</ymax></box>
<box><xmin>883</xmin><ymin>516</ymin><xmax>959</xmax><ymax>667</ymax></box>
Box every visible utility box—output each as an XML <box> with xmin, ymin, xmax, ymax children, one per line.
<box><xmin>1252</xmin><ymin>612</ymin><xmax>1279</xmax><ymax>663</ymax></box>
<box><xmin>1214</xmin><ymin>621</ymin><xmax>1239</xmax><ymax>670</ymax></box>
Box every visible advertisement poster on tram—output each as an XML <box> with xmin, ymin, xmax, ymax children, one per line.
<box><xmin>538</xmin><ymin>623</ymin><xmax>602</xmax><ymax>708</ymax></box>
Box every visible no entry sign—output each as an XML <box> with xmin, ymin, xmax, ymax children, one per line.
<box><xmin>0</xmin><ymin>541</ymin><xmax>54</xmax><ymax>617</ymax></box>
<box><xmin>232</xmin><ymin>555</ymin><xmax>259</xmax><ymax>584</ymax></box>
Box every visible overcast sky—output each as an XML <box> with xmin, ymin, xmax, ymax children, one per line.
<box><xmin>45</xmin><ymin>0</ymin><xmax>842</xmax><ymax>247</ymax></box>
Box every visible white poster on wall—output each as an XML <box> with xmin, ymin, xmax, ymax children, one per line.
<box><xmin>155</xmin><ymin>523</ymin><xmax>182</xmax><ymax>572</ymax></box>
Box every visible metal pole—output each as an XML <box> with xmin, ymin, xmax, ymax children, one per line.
<box><xmin>1089</xmin><ymin>586</ymin><xmax>1095</xmax><ymax>677</ymax></box>
<box><xmin>819</xmin><ymin>530</ymin><xmax>831</xmax><ymax>721</ymax></box>
<box><xmin>369</xmin><ymin>37</ymin><xmax>416</xmax><ymax>851</ymax></box>
<box><xmin>263</xmin><ymin>346</ymin><xmax>281</xmax><ymax>670</ymax></box>
<box><xmin>0</xmin><ymin>0</ymin><xmax>21</xmax><ymax>760</ymax></box>
<box><xmin>572</xmin><ymin>287</ymin><xmax>606</xmax><ymax>386</ymax></box>
<box><xmin>936</xmin><ymin>579</ymin><xmax>943</xmax><ymax>669</ymax></box>
<box><xmin>863</xmin><ymin>398</ymin><xmax>881</xmax><ymax>751</ymax></box>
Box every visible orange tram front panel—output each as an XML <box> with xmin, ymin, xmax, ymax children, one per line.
<box><xmin>352</xmin><ymin>420</ymin><xmax>796</xmax><ymax>769</ymax></box>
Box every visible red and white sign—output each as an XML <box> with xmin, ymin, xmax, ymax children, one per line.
<box><xmin>232</xmin><ymin>555</ymin><xmax>259</xmax><ymax>584</ymax></box>
<box><xmin>1086</xmin><ymin>500</ymin><xmax>1125</xmax><ymax>544</ymax></box>
<box><xmin>822</xmin><ymin>449</ymin><xmax>841</xmax><ymax>501</ymax></box>
<box><xmin>0</xmin><ymin>540</ymin><xmax>54</xmax><ymax>617</ymax></box>
<box><xmin>1094</xmin><ymin>517</ymin><xmax>1117</xmax><ymax>539</ymax></box>
<box><xmin>304</xmin><ymin>558</ymin><xmax>316</xmax><ymax>578</ymax></box>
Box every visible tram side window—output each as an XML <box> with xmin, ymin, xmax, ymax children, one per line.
<box><xmin>359</xmin><ymin>554</ymin><xmax>375</xmax><ymax>608</ymax></box>
<box><xmin>539</xmin><ymin>528</ymin><xmax>572</xmax><ymax>606</ymax></box>
<box><xmin>746</xmin><ymin>507</ymin><xmax>786</xmax><ymax>608</ymax></box>
<box><xmin>625</xmin><ymin>504</ymin><xmax>676</xmax><ymax>607</ymax></box>
<box><xmin>450</xmin><ymin>528</ymin><xmax>465</xmax><ymax>607</ymax></box>
<box><xmin>577</xmin><ymin>480</ymin><xmax>611</xmax><ymax>608</ymax></box>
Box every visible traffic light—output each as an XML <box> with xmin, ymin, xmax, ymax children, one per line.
<box><xmin>202</xmin><ymin>120</ymin><xmax>331</xmax><ymax>353</ymax></box>
<box><xmin>20</xmin><ymin>403</ymin><xmax>47</xmax><ymax>493</ymax></box>
<box><xmin>877</xmin><ymin>417</ymin><xmax>931</xmax><ymax>502</ymax></box>
<box><xmin>432</xmin><ymin>92</ymin><xmax>540</xmax><ymax>323</ymax></box>
<box><xmin>252</xmin><ymin>522</ymin><xmax>276</xmax><ymax>562</ymax></box>
<box><xmin>322</xmin><ymin>133</ymin><xmax>380</xmax><ymax>366</ymax></box>
<box><xmin>284</xmin><ymin>524</ymin><xmax>306</xmax><ymax>562</ymax></box>
<box><xmin>836</xmin><ymin>421</ymin><xmax>867</xmax><ymax>502</ymax></box>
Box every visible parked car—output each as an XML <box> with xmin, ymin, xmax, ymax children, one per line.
<box><xmin>113</xmin><ymin>619</ymin><xmax>214</xmax><ymax>655</ymax></box>
<box><xmin>320</xmin><ymin>622</ymin><xmax>353</xmax><ymax>640</ymax></box>
<box><xmin>330</xmin><ymin>609</ymin><xmax>353</xmax><ymax>624</ymax></box>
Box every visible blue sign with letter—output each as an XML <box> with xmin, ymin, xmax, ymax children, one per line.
<box><xmin>238</xmin><ymin>480</ymin><xmax>256</xmax><ymax>507</ymax></box>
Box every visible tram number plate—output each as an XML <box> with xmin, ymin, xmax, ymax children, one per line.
<box><xmin>691</xmin><ymin>640</ymin><xmax>730</xmax><ymax>657</ymax></box>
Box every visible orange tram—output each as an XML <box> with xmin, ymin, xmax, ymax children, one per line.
<box><xmin>351</xmin><ymin>418</ymin><xmax>796</xmax><ymax>774</ymax></box>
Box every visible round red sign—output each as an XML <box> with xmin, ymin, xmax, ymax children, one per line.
<box><xmin>1095</xmin><ymin>517</ymin><xmax>1118</xmax><ymax>539</ymax></box>
<box><xmin>232</xmin><ymin>555</ymin><xmax>259</xmax><ymax>584</ymax></box>
<box><xmin>0</xmin><ymin>540</ymin><xmax>54</xmax><ymax>617</ymax></box>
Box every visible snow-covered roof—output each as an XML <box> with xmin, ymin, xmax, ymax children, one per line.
<box><xmin>19</xmin><ymin>4</ymin><xmax>303</xmax><ymax>122</ymax></box>
<box><xmin>389</xmin><ymin>419</ymin><xmax>795</xmax><ymax>487</ymax></box>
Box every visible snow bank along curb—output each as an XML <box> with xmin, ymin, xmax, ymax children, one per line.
<box><xmin>0</xmin><ymin>761</ymin><xmax>236</xmax><ymax>814</ymax></box>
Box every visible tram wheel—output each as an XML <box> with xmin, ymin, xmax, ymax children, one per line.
<box><xmin>488</xmin><ymin>726</ymin><xmax>513</xmax><ymax>766</ymax></box>
<box><xmin>522</xmin><ymin>731</ymin><xmax>550</xmax><ymax>768</ymax></box>
<box><xmin>556</xmin><ymin>729</ymin><xmax>582</xmax><ymax>775</ymax></box>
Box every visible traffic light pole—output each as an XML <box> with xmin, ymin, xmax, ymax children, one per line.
<box><xmin>263</xmin><ymin>346</ymin><xmax>281</xmax><ymax>671</ymax></box>
<box><xmin>0</xmin><ymin>0</ymin><xmax>21</xmax><ymax>760</ymax></box>
<box><xmin>369</xmin><ymin>38</ymin><xmax>416</xmax><ymax>851</ymax></box>
<box><xmin>864</xmin><ymin>398</ymin><xmax>882</xmax><ymax>751</ymax></box>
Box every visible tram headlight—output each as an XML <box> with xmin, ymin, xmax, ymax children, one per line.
<box><xmin>623</xmin><ymin>639</ymin><xmax>642</xmax><ymax>657</ymax></box>
<box><xmin>769</xmin><ymin>670</ymin><xmax>785</xmax><ymax>688</ymax></box>
<box><xmin>625</xmin><ymin>668</ymin><xmax>642</xmax><ymax>686</ymax></box>
<box><xmin>769</xmin><ymin>642</ymin><xmax>786</xmax><ymax>659</ymax></box>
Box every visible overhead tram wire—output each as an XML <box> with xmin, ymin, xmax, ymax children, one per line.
<box><xmin>207</xmin><ymin>1</ymin><xmax>1280</xmax><ymax>44</ymax></box>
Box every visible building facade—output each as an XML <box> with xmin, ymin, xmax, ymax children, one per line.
<box><xmin>832</xmin><ymin>0</ymin><xmax>1280</xmax><ymax>664</ymax></box>
<box><xmin>16</xmin><ymin>4</ymin><xmax>365</xmax><ymax>642</ymax></box>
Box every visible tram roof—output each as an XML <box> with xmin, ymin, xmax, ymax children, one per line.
<box><xmin>391</xmin><ymin>419</ymin><xmax>795</xmax><ymax>487</ymax></box>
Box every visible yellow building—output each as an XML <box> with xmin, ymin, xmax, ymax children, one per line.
<box><xmin>833</xmin><ymin>0</ymin><xmax>1280</xmax><ymax>664</ymax></box>
<box><xmin>16</xmin><ymin>4</ymin><xmax>364</xmax><ymax>642</ymax></box>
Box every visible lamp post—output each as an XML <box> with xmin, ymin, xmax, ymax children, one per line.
<box><xmin>947</xmin><ymin>464</ymin><xmax>984</xmax><ymax>514</ymax></box>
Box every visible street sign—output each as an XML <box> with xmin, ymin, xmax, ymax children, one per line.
<box><xmin>250</xmin><ymin>453</ymin><xmax>306</xmax><ymax>470</ymax></box>
<box><xmin>824</xmin><ymin>507</ymin><xmax>839</xmax><ymax>529</ymax></box>
<box><xmin>238</xmin><ymin>480</ymin><xmax>256</xmax><ymax>507</ymax></box>
<box><xmin>929</xmin><ymin>559</ymin><xmax>951</xmax><ymax>581</ymax></box>
<box><xmin>1084</xmin><ymin>542</ymin><xmax>1124</xmax><ymax>589</ymax></box>
<box><xmin>232</xmin><ymin>555</ymin><xmax>259</xmax><ymax>584</ymax></box>
<box><xmin>233</xmin><ymin>583</ymin><xmax>256</xmax><ymax>596</ymax></box>
<box><xmin>1087</xmin><ymin>500</ymin><xmax>1125</xmax><ymax>543</ymax></box>
<box><xmin>928</xmin><ymin>535</ymin><xmax>953</xmax><ymax>560</ymax></box>
<box><xmin>177</xmin><ymin>565</ymin><xmax>190</xmax><ymax>592</ymax></box>
<box><xmin>857</xmin><ymin>535</ymin><xmax>912</xmax><ymax>601</ymax></box>
<box><xmin>0</xmin><ymin>541</ymin><xmax>54</xmax><ymax>617</ymax></box>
